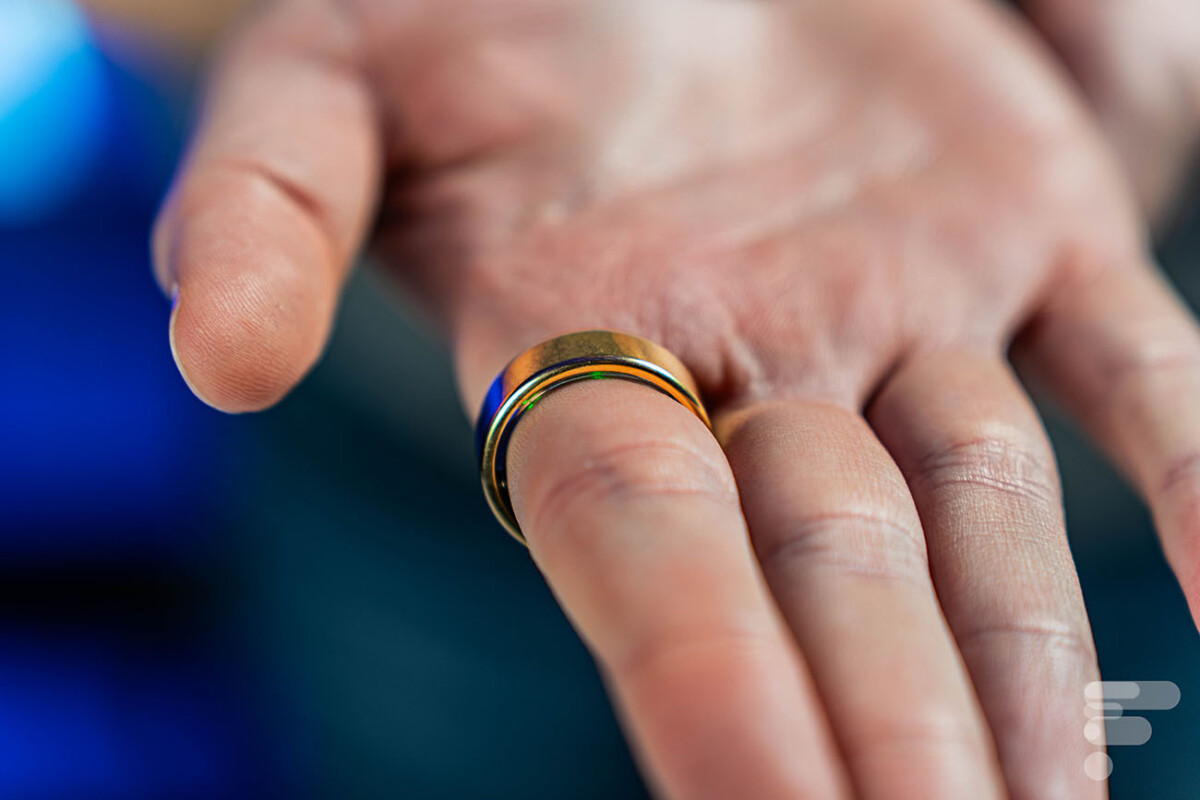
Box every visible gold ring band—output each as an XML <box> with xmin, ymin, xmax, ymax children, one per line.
<box><xmin>475</xmin><ymin>330</ymin><xmax>711</xmax><ymax>544</ymax></box>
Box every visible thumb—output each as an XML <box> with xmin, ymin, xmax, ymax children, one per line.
<box><xmin>154</xmin><ymin>0</ymin><xmax>381</xmax><ymax>412</ymax></box>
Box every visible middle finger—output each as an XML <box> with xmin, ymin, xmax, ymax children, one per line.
<box><xmin>869</xmin><ymin>351</ymin><xmax>1101</xmax><ymax>800</ymax></box>
<box><xmin>719</xmin><ymin>399</ymin><xmax>1005</xmax><ymax>799</ymax></box>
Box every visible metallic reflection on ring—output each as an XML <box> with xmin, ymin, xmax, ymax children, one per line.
<box><xmin>475</xmin><ymin>330</ymin><xmax>710</xmax><ymax>544</ymax></box>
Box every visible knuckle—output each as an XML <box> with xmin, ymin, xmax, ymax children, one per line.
<box><xmin>527</xmin><ymin>434</ymin><xmax>738</xmax><ymax>535</ymax></box>
<box><xmin>914</xmin><ymin>435</ymin><xmax>1058</xmax><ymax>507</ymax></box>
<box><xmin>1160</xmin><ymin>451</ymin><xmax>1200</xmax><ymax>505</ymax></box>
<box><xmin>957</xmin><ymin>618</ymin><xmax>1097</xmax><ymax>669</ymax></box>
<box><xmin>756</xmin><ymin>510</ymin><xmax>929</xmax><ymax>587</ymax></box>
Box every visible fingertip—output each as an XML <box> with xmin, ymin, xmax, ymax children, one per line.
<box><xmin>1169</xmin><ymin>509</ymin><xmax>1200</xmax><ymax>632</ymax></box>
<box><xmin>150</xmin><ymin>0</ymin><xmax>377</xmax><ymax>414</ymax></box>
<box><xmin>160</xmin><ymin>164</ymin><xmax>345</xmax><ymax>413</ymax></box>
<box><xmin>168</xmin><ymin>270</ymin><xmax>332</xmax><ymax>414</ymax></box>
<box><xmin>1176</xmin><ymin>549</ymin><xmax>1200</xmax><ymax>636</ymax></box>
<box><xmin>167</xmin><ymin>299</ymin><xmax>220</xmax><ymax>411</ymax></box>
<box><xmin>169</xmin><ymin>297</ymin><xmax>293</xmax><ymax>415</ymax></box>
<box><xmin>1146</xmin><ymin>454</ymin><xmax>1200</xmax><ymax>632</ymax></box>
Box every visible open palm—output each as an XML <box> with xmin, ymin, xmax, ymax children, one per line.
<box><xmin>155</xmin><ymin>1</ymin><xmax>1200</xmax><ymax>798</ymax></box>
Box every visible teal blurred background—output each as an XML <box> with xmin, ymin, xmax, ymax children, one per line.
<box><xmin>0</xmin><ymin>1</ymin><xmax>1197</xmax><ymax>797</ymax></box>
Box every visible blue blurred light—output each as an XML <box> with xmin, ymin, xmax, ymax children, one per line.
<box><xmin>0</xmin><ymin>630</ymin><xmax>262</xmax><ymax>799</ymax></box>
<box><xmin>0</xmin><ymin>2</ymin><xmax>227</xmax><ymax>549</ymax></box>
<box><xmin>0</xmin><ymin>0</ymin><xmax>107</xmax><ymax>224</ymax></box>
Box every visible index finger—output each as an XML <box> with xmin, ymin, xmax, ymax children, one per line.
<box><xmin>506</xmin><ymin>377</ymin><xmax>849</xmax><ymax>800</ymax></box>
<box><xmin>153</xmin><ymin>1</ymin><xmax>381</xmax><ymax>411</ymax></box>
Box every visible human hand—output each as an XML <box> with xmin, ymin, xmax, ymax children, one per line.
<box><xmin>153</xmin><ymin>0</ymin><xmax>1200</xmax><ymax>797</ymax></box>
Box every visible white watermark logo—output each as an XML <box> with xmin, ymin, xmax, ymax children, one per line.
<box><xmin>1083</xmin><ymin>681</ymin><xmax>1180</xmax><ymax>781</ymax></box>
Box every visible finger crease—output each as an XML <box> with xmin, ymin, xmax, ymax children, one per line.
<box><xmin>914</xmin><ymin>438</ymin><xmax>1058</xmax><ymax>507</ymax></box>
<box><xmin>756</xmin><ymin>512</ymin><xmax>929</xmax><ymax>586</ymax></box>
<box><xmin>210</xmin><ymin>159</ymin><xmax>345</xmax><ymax>263</ymax></box>
<box><xmin>528</xmin><ymin>439</ymin><xmax>738</xmax><ymax>534</ymax></box>
<box><xmin>1159</xmin><ymin>451</ymin><xmax>1200</xmax><ymax>500</ymax></box>
<box><xmin>955</xmin><ymin>620</ymin><xmax>1096</xmax><ymax>662</ymax></box>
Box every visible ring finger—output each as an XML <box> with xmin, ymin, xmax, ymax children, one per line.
<box><xmin>505</xmin><ymin>377</ymin><xmax>850</xmax><ymax>800</ymax></box>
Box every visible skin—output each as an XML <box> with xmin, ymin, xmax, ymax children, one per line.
<box><xmin>1024</xmin><ymin>0</ymin><xmax>1200</xmax><ymax>220</ymax></box>
<box><xmin>153</xmin><ymin>0</ymin><xmax>1200</xmax><ymax>797</ymax></box>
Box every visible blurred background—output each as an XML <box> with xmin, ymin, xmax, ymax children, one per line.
<box><xmin>0</xmin><ymin>1</ymin><xmax>1197</xmax><ymax>798</ymax></box>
